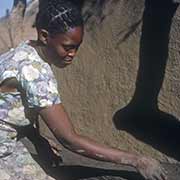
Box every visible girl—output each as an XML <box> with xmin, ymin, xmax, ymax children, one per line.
<box><xmin>0</xmin><ymin>0</ymin><xmax>166</xmax><ymax>179</ymax></box>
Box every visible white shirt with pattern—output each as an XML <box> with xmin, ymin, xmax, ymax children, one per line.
<box><xmin>0</xmin><ymin>41</ymin><xmax>61</xmax><ymax>159</ymax></box>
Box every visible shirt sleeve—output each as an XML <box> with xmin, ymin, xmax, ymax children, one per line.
<box><xmin>17</xmin><ymin>60</ymin><xmax>61</xmax><ymax>108</ymax></box>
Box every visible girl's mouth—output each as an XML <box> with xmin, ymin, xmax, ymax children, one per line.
<box><xmin>63</xmin><ymin>58</ymin><xmax>73</xmax><ymax>64</ymax></box>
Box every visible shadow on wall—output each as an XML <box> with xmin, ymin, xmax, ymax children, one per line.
<box><xmin>113</xmin><ymin>0</ymin><xmax>180</xmax><ymax>161</ymax></box>
<box><xmin>71</xmin><ymin>0</ymin><xmax>119</xmax><ymax>23</ymax></box>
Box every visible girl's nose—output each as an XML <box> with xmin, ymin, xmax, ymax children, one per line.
<box><xmin>68</xmin><ymin>49</ymin><xmax>77</xmax><ymax>57</ymax></box>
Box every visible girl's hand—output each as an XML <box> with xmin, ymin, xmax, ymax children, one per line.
<box><xmin>136</xmin><ymin>156</ymin><xmax>167</xmax><ymax>180</ymax></box>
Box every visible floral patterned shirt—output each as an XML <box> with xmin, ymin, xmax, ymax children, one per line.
<box><xmin>0</xmin><ymin>41</ymin><xmax>61</xmax><ymax>157</ymax></box>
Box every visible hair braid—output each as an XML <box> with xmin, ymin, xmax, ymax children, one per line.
<box><xmin>36</xmin><ymin>0</ymin><xmax>83</xmax><ymax>35</ymax></box>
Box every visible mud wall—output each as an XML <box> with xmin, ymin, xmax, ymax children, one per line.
<box><xmin>54</xmin><ymin>0</ymin><xmax>180</xmax><ymax>162</ymax></box>
<box><xmin>1</xmin><ymin>0</ymin><xmax>180</xmax><ymax>163</ymax></box>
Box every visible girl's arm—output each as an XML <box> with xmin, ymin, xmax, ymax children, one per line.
<box><xmin>39</xmin><ymin>103</ymin><xmax>166</xmax><ymax>180</ymax></box>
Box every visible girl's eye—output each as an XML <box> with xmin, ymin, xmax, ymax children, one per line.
<box><xmin>64</xmin><ymin>47</ymin><xmax>72</xmax><ymax>51</ymax></box>
<box><xmin>63</xmin><ymin>45</ymin><xmax>79</xmax><ymax>51</ymax></box>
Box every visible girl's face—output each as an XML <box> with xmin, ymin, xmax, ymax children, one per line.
<box><xmin>46</xmin><ymin>26</ymin><xmax>84</xmax><ymax>68</ymax></box>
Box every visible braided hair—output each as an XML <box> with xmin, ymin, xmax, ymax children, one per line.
<box><xmin>36</xmin><ymin>0</ymin><xmax>83</xmax><ymax>35</ymax></box>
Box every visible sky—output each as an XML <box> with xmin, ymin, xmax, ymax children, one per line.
<box><xmin>0</xmin><ymin>0</ymin><xmax>13</xmax><ymax>17</ymax></box>
<box><xmin>0</xmin><ymin>0</ymin><xmax>31</xmax><ymax>17</ymax></box>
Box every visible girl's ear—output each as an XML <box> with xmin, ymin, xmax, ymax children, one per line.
<box><xmin>38</xmin><ymin>29</ymin><xmax>49</xmax><ymax>45</ymax></box>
